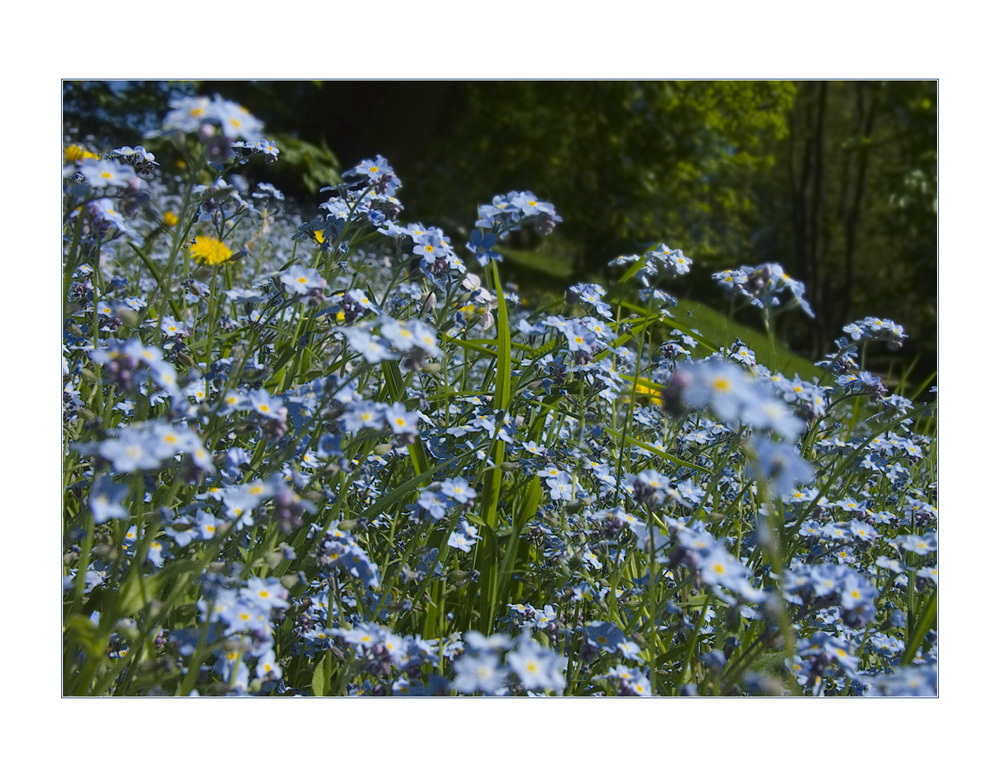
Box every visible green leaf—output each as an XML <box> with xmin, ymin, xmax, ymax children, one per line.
<box><xmin>480</xmin><ymin>443</ymin><xmax>506</xmax><ymax>533</ymax></box>
<box><xmin>311</xmin><ymin>655</ymin><xmax>329</xmax><ymax>697</ymax></box>
<box><xmin>380</xmin><ymin>359</ymin><xmax>431</xmax><ymax>475</ymax></box>
<box><xmin>358</xmin><ymin>450</ymin><xmax>482</xmax><ymax>524</ymax></box>
<box><xmin>476</xmin><ymin>523</ymin><xmax>500</xmax><ymax>633</ymax></box>
<box><xmin>380</xmin><ymin>358</ymin><xmax>405</xmax><ymax>401</ymax></box>
<box><xmin>65</xmin><ymin>614</ymin><xmax>104</xmax><ymax>659</ymax></box>
<box><xmin>480</xmin><ymin>260</ymin><xmax>512</xmax><ymax>534</ymax></box>
<box><xmin>490</xmin><ymin>260</ymin><xmax>512</xmax><ymax>411</ymax></box>
<box><xmin>116</xmin><ymin>570</ymin><xmax>166</xmax><ymax>616</ymax></box>
<box><xmin>496</xmin><ymin>475</ymin><xmax>542</xmax><ymax>607</ymax></box>
<box><xmin>900</xmin><ymin>588</ymin><xmax>937</xmax><ymax>666</ymax></box>
<box><xmin>439</xmin><ymin>334</ymin><xmax>498</xmax><ymax>359</ymax></box>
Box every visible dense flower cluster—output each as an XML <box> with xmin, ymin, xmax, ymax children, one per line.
<box><xmin>713</xmin><ymin>262</ymin><xmax>814</xmax><ymax>317</ymax></box>
<box><xmin>62</xmin><ymin>95</ymin><xmax>937</xmax><ymax>697</ymax></box>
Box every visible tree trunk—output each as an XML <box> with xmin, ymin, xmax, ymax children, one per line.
<box><xmin>840</xmin><ymin>82</ymin><xmax>880</xmax><ymax>327</ymax></box>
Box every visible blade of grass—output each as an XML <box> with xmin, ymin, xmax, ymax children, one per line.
<box><xmin>480</xmin><ymin>259</ymin><xmax>512</xmax><ymax>533</ymax></box>
<box><xmin>490</xmin><ymin>260</ymin><xmax>512</xmax><ymax>412</ymax></box>
<box><xmin>127</xmin><ymin>242</ymin><xmax>182</xmax><ymax>319</ymax></box>
<box><xmin>473</xmin><ymin>260</ymin><xmax>514</xmax><ymax>633</ymax></box>
<box><xmin>358</xmin><ymin>449</ymin><xmax>482</xmax><ymax>524</ymax></box>
<box><xmin>602</xmin><ymin>424</ymin><xmax>713</xmax><ymax>475</ymax></box>
<box><xmin>381</xmin><ymin>359</ymin><xmax>431</xmax><ymax>475</ymax></box>
<box><xmin>495</xmin><ymin>475</ymin><xmax>542</xmax><ymax>612</ymax></box>
<box><xmin>900</xmin><ymin>588</ymin><xmax>937</xmax><ymax>666</ymax></box>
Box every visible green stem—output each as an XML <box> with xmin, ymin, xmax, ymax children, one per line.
<box><xmin>128</xmin><ymin>242</ymin><xmax>182</xmax><ymax>319</ymax></box>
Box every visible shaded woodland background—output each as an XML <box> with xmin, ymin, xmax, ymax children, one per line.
<box><xmin>63</xmin><ymin>80</ymin><xmax>937</xmax><ymax>387</ymax></box>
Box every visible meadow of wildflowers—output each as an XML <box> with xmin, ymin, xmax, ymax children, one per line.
<box><xmin>62</xmin><ymin>93</ymin><xmax>937</xmax><ymax>698</ymax></box>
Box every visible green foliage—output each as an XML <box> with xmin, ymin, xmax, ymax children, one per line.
<box><xmin>410</xmin><ymin>81</ymin><xmax>797</xmax><ymax>273</ymax></box>
<box><xmin>265</xmin><ymin>132</ymin><xmax>341</xmax><ymax>195</ymax></box>
<box><xmin>756</xmin><ymin>81</ymin><xmax>937</xmax><ymax>378</ymax></box>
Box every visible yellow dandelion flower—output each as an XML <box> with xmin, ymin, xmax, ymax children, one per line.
<box><xmin>163</xmin><ymin>211</ymin><xmax>179</xmax><ymax>228</ymax></box>
<box><xmin>65</xmin><ymin>144</ymin><xmax>99</xmax><ymax>163</ymax></box>
<box><xmin>190</xmin><ymin>235</ymin><xmax>233</xmax><ymax>266</ymax></box>
<box><xmin>633</xmin><ymin>383</ymin><xmax>657</xmax><ymax>396</ymax></box>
